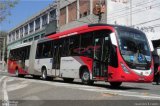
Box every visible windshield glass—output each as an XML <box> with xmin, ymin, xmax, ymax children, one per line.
<box><xmin>117</xmin><ymin>30</ymin><xmax>151</xmax><ymax>68</ymax></box>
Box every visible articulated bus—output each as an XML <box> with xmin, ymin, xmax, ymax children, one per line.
<box><xmin>8</xmin><ymin>24</ymin><xmax>154</xmax><ymax>87</ymax></box>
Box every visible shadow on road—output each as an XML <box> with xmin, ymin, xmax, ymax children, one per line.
<box><xmin>10</xmin><ymin>75</ymin><xmax>150</xmax><ymax>91</ymax></box>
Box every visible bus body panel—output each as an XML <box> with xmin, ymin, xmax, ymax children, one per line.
<box><xmin>108</xmin><ymin>47</ymin><xmax>154</xmax><ymax>82</ymax></box>
<box><xmin>28</xmin><ymin>41</ymin><xmax>37</xmax><ymax>75</ymax></box>
<box><xmin>60</xmin><ymin>56</ymin><xmax>93</xmax><ymax>79</ymax></box>
<box><xmin>34</xmin><ymin>58</ymin><xmax>52</xmax><ymax>76</ymax></box>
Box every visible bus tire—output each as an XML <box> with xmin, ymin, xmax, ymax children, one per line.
<box><xmin>47</xmin><ymin>76</ymin><xmax>53</xmax><ymax>81</ymax></box>
<box><xmin>81</xmin><ymin>69</ymin><xmax>94</xmax><ymax>85</ymax></box>
<box><xmin>109</xmin><ymin>82</ymin><xmax>122</xmax><ymax>88</ymax></box>
<box><xmin>41</xmin><ymin>68</ymin><xmax>47</xmax><ymax>80</ymax></box>
<box><xmin>63</xmin><ymin>78</ymin><xmax>74</xmax><ymax>83</ymax></box>
<box><xmin>15</xmin><ymin>69</ymin><xmax>24</xmax><ymax>77</ymax></box>
<box><xmin>33</xmin><ymin>75</ymin><xmax>40</xmax><ymax>79</ymax></box>
<box><xmin>15</xmin><ymin>69</ymin><xmax>19</xmax><ymax>77</ymax></box>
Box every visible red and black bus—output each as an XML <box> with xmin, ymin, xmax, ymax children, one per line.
<box><xmin>8</xmin><ymin>24</ymin><xmax>154</xmax><ymax>87</ymax></box>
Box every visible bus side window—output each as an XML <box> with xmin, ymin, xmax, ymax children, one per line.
<box><xmin>62</xmin><ymin>38</ymin><xmax>69</xmax><ymax>57</ymax></box>
<box><xmin>80</xmin><ymin>32</ymin><xmax>93</xmax><ymax>57</ymax></box>
<box><xmin>36</xmin><ymin>43</ymin><xmax>44</xmax><ymax>59</ymax></box>
<box><xmin>41</xmin><ymin>41</ymin><xmax>52</xmax><ymax>58</ymax></box>
<box><xmin>69</xmin><ymin>35</ymin><xmax>80</xmax><ymax>56</ymax></box>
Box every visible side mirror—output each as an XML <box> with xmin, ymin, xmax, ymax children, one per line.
<box><xmin>146</xmin><ymin>37</ymin><xmax>154</xmax><ymax>52</ymax></box>
<box><xmin>110</xmin><ymin>32</ymin><xmax>118</xmax><ymax>46</ymax></box>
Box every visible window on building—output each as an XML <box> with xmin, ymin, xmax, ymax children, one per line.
<box><xmin>50</xmin><ymin>10</ymin><xmax>56</xmax><ymax>22</ymax></box>
<box><xmin>23</xmin><ymin>40</ymin><xmax>28</xmax><ymax>43</ymax></box>
<box><xmin>68</xmin><ymin>1</ymin><xmax>77</xmax><ymax>22</ymax></box>
<box><xmin>60</xmin><ymin>7</ymin><xmax>66</xmax><ymax>26</ymax></box>
<box><xmin>16</xmin><ymin>30</ymin><xmax>19</xmax><ymax>39</ymax></box>
<box><xmin>20</xmin><ymin>27</ymin><xmax>23</xmax><ymax>38</ymax></box>
<box><xmin>12</xmin><ymin>32</ymin><xmax>15</xmax><ymax>41</ymax></box>
<box><xmin>79</xmin><ymin>0</ymin><xmax>90</xmax><ymax>18</ymax></box>
<box><xmin>35</xmin><ymin>18</ymin><xmax>40</xmax><ymax>30</ymax></box>
<box><xmin>34</xmin><ymin>35</ymin><xmax>40</xmax><ymax>40</ymax></box>
<box><xmin>9</xmin><ymin>34</ymin><xmax>11</xmax><ymax>42</ymax></box>
<box><xmin>28</xmin><ymin>38</ymin><xmax>33</xmax><ymax>42</ymax></box>
<box><xmin>24</xmin><ymin>25</ymin><xmax>28</xmax><ymax>35</ymax></box>
<box><xmin>29</xmin><ymin>22</ymin><xmax>34</xmax><ymax>33</ymax></box>
<box><xmin>41</xmin><ymin>33</ymin><xmax>45</xmax><ymax>38</ymax></box>
<box><xmin>42</xmin><ymin>14</ymin><xmax>48</xmax><ymax>27</ymax></box>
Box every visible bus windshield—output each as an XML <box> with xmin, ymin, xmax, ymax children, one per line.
<box><xmin>117</xmin><ymin>30</ymin><xmax>151</xmax><ymax>69</ymax></box>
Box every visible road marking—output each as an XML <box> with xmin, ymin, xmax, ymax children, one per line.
<box><xmin>10</xmin><ymin>77</ymin><xmax>160</xmax><ymax>100</ymax></box>
<box><xmin>2</xmin><ymin>77</ymin><xmax>10</xmax><ymax>106</ymax></box>
<box><xmin>7</xmin><ymin>81</ymin><xmax>29</xmax><ymax>92</ymax></box>
<box><xmin>80</xmin><ymin>88</ymin><xmax>160</xmax><ymax>99</ymax></box>
<box><xmin>0</xmin><ymin>76</ymin><xmax>7</xmax><ymax>82</ymax></box>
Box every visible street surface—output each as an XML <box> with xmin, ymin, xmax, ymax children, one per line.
<box><xmin>0</xmin><ymin>71</ymin><xmax>160</xmax><ymax>106</ymax></box>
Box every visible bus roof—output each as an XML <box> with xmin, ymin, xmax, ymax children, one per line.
<box><xmin>47</xmin><ymin>24</ymin><xmax>143</xmax><ymax>40</ymax></box>
<box><xmin>10</xmin><ymin>42</ymin><xmax>32</xmax><ymax>50</ymax></box>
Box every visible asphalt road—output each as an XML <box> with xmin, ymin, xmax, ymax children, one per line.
<box><xmin>0</xmin><ymin>72</ymin><xmax>160</xmax><ymax>106</ymax></box>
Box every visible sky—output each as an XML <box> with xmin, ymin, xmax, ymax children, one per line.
<box><xmin>0</xmin><ymin>0</ymin><xmax>54</xmax><ymax>32</ymax></box>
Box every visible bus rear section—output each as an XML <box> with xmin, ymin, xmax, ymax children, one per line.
<box><xmin>8</xmin><ymin>43</ymin><xmax>31</xmax><ymax>77</ymax></box>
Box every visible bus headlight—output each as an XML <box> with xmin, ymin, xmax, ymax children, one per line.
<box><xmin>120</xmin><ymin>62</ymin><xmax>130</xmax><ymax>73</ymax></box>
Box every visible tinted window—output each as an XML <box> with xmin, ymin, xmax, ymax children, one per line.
<box><xmin>69</xmin><ymin>35</ymin><xmax>80</xmax><ymax>56</ymax></box>
<box><xmin>36</xmin><ymin>41</ymin><xmax>53</xmax><ymax>59</ymax></box>
<box><xmin>80</xmin><ymin>32</ymin><xmax>93</xmax><ymax>57</ymax></box>
<box><xmin>9</xmin><ymin>46</ymin><xmax>30</xmax><ymax>60</ymax></box>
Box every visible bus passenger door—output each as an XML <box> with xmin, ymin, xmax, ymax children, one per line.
<box><xmin>93</xmin><ymin>36</ymin><xmax>110</xmax><ymax>79</ymax></box>
<box><xmin>52</xmin><ymin>42</ymin><xmax>61</xmax><ymax>76</ymax></box>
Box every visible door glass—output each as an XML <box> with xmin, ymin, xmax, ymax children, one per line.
<box><xmin>94</xmin><ymin>38</ymin><xmax>102</xmax><ymax>60</ymax></box>
<box><xmin>93</xmin><ymin>30</ymin><xmax>110</xmax><ymax>78</ymax></box>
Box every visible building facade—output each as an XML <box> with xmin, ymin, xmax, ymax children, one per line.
<box><xmin>58</xmin><ymin>0</ymin><xmax>160</xmax><ymax>44</ymax></box>
<box><xmin>7</xmin><ymin>0</ymin><xmax>160</xmax><ymax>53</ymax></box>
<box><xmin>7</xmin><ymin>2</ymin><xmax>57</xmax><ymax>55</ymax></box>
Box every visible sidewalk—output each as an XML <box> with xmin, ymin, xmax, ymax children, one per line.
<box><xmin>0</xmin><ymin>63</ymin><xmax>8</xmax><ymax>76</ymax></box>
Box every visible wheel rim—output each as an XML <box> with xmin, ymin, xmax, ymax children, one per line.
<box><xmin>15</xmin><ymin>70</ymin><xmax>18</xmax><ymax>76</ymax></box>
<box><xmin>82</xmin><ymin>71</ymin><xmax>90</xmax><ymax>81</ymax></box>
<box><xmin>42</xmin><ymin>70</ymin><xmax>46</xmax><ymax>79</ymax></box>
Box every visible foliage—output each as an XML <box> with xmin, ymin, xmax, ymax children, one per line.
<box><xmin>0</xmin><ymin>0</ymin><xmax>18</xmax><ymax>23</ymax></box>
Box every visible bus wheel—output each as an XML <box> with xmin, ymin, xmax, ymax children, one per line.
<box><xmin>15</xmin><ymin>69</ymin><xmax>24</xmax><ymax>77</ymax></box>
<box><xmin>33</xmin><ymin>75</ymin><xmax>40</xmax><ymax>79</ymax></box>
<box><xmin>63</xmin><ymin>78</ymin><xmax>74</xmax><ymax>83</ymax></box>
<box><xmin>41</xmin><ymin>68</ymin><xmax>47</xmax><ymax>80</ymax></box>
<box><xmin>81</xmin><ymin>69</ymin><xmax>94</xmax><ymax>85</ymax></box>
<box><xmin>109</xmin><ymin>82</ymin><xmax>122</xmax><ymax>88</ymax></box>
<box><xmin>15</xmin><ymin>69</ymin><xmax>19</xmax><ymax>77</ymax></box>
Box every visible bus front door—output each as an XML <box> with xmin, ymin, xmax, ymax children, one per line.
<box><xmin>93</xmin><ymin>36</ymin><xmax>109</xmax><ymax>79</ymax></box>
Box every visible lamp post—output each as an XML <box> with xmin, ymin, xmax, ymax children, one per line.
<box><xmin>0</xmin><ymin>36</ymin><xmax>6</xmax><ymax>71</ymax></box>
<box><xmin>130</xmin><ymin>0</ymin><xmax>132</xmax><ymax>26</ymax></box>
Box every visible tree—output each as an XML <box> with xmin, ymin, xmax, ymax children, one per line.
<box><xmin>0</xmin><ymin>0</ymin><xmax>18</xmax><ymax>23</ymax></box>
